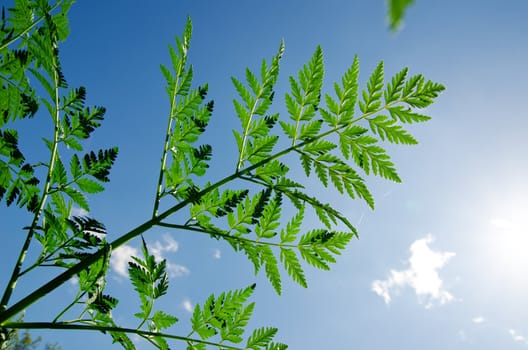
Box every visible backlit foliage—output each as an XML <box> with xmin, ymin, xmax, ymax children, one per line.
<box><xmin>0</xmin><ymin>1</ymin><xmax>442</xmax><ymax>349</ymax></box>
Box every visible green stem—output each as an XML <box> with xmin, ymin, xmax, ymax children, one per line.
<box><xmin>152</xmin><ymin>37</ymin><xmax>191</xmax><ymax>218</ymax></box>
<box><xmin>152</xmin><ymin>78</ymin><xmax>180</xmax><ymax>218</ymax></box>
<box><xmin>0</xmin><ymin>57</ymin><xmax>62</xmax><ymax>312</ymax></box>
<box><xmin>236</xmin><ymin>86</ymin><xmax>266</xmax><ymax>171</ymax></box>
<box><xmin>0</xmin><ymin>100</ymin><xmax>398</xmax><ymax>324</ymax></box>
<box><xmin>19</xmin><ymin>229</ymin><xmax>83</xmax><ymax>277</ymax></box>
<box><xmin>135</xmin><ymin>297</ymin><xmax>153</xmax><ymax>330</ymax></box>
<box><xmin>291</xmin><ymin>104</ymin><xmax>307</xmax><ymax>146</ymax></box>
<box><xmin>237</xmin><ymin>174</ymin><xmax>270</xmax><ymax>187</ymax></box>
<box><xmin>157</xmin><ymin>222</ymin><xmax>300</xmax><ymax>249</ymax></box>
<box><xmin>4</xmin><ymin>322</ymin><xmax>244</xmax><ymax>350</ymax></box>
<box><xmin>0</xmin><ymin>0</ymin><xmax>63</xmax><ymax>51</ymax></box>
<box><xmin>52</xmin><ymin>291</ymin><xmax>86</xmax><ymax>323</ymax></box>
<box><xmin>0</xmin><ymin>74</ymin><xmax>25</xmax><ymax>90</ymax></box>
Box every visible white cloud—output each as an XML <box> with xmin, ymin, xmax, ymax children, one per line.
<box><xmin>371</xmin><ymin>235</ymin><xmax>455</xmax><ymax>308</ymax></box>
<box><xmin>182</xmin><ymin>299</ymin><xmax>193</xmax><ymax>313</ymax></box>
<box><xmin>472</xmin><ymin>316</ymin><xmax>485</xmax><ymax>324</ymax></box>
<box><xmin>150</xmin><ymin>235</ymin><xmax>179</xmax><ymax>261</ymax></box>
<box><xmin>110</xmin><ymin>236</ymin><xmax>189</xmax><ymax>278</ymax></box>
<box><xmin>212</xmin><ymin>248</ymin><xmax>221</xmax><ymax>259</ymax></box>
<box><xmin>131</xmin><ymin>334</ymin><xmax>144</xmax><ymax>346</ymax></box>
<box><xmin>110</xmin><ymin>245</ymin><xmax>138</xmax><ymax>278</ymax></box>
<box><xmin>150</xmin><ymin>235</ymin><xmax>189</xmax><ymax>278</ymax></box>
<box><xmin>166</xmin><ymin>262</ymin><xmax>190</xmax><ymax>278</ymax></box>
<box><xmin>509</xmin><ymin>329</ymin><xmax>526</xmax><ymax>343</ymax></box>
<box><xmin>70</xmin><ymin>207</ymin><xmax>89</xmax><ymax>217</ymax></box>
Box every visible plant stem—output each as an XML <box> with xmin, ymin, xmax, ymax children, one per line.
<box><xmin>0</xmin><ymin>58</ymin><xmax>62</xmax><ymax>312</ymax></box>
<box><xmin>4</xmin><ymin>322</ymin><xmax>244</xmax><ymax>350</ymax></box>
<box><xmin>0</xmin><ymin>0</ymin><xmax>63</xmax><ymax>51</ymax></box>
<box><xmin>152</xmin><ymin>77</ymin><xmax>180</xmax><ymax>218</ymax></box>
<box><xmin>236</xmin><ymin>85</ymin><xmax>265</xmax><ymax>171</ymax></box>
<box><xmin>157</xmin><ymin>222</ymin><xmax>300</xmax><ymax>249</ymax></box>
<box><xmin>52</xmin><ymin>291</ymin><xmax>85</xmax><ymax>323</ymax></box>
<box><xmin>0</xmin><ymin>100</ymin><xmax>398</xmax><ymax>324</ymax></box>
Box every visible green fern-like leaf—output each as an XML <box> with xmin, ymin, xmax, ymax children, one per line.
<box><xmin>151</xmin><ymin>310</ymin><xmax>178</xmax><ymax>331</ymax></box>
<box><xmin>82</xmin><ymin>148</ymin><xmax>119</xmax><ymax>183</ymax></box>
<box><xmin>384</xmin><ymin>67</ymin><xmax>408</xmax><ymax>104</ymax></box>
<box><xmin>388</xmin><ymin>105</ymin><xmax>431</xmax><ymax>123</ymax></box>
<box><xmin>51</xmin><ymin>155</ymin><xmax>67</xmax><ymax>186</ymax></box>
<box><xmin>233</xmin><ymin>42</ymin><xmax>284</xmax><ymax>170</ymax></box>
<box><xmin>255</xmin><ymin>193</ymin><xmax>282</xmax><ymax>239</ymax></box>
<box><xmin>340</xmin><ymin>127</ymin><xmax>401</xmax><ymax>184</ymax></box>
<box><xmin>282</xmin><ymin>45</ymin><xmax>324</xmax><ymax>145</ymax></box>
<box><xmin>261</xmin><ymin>246</ymin><xmax>281</xmax><ymax>294</ymax></box>
<box><xmin>245</xmin><ymin>327</ymin><xmax>279</xmax><ymax>350</ymax></box>
<box><xmin>280</xmin><ymin>206</ymin><xmax>304</xmax><ymax>244</ymax></box>
<box><xmin>388</xmin><ymin>0</ymin><xmax>415</xmax><ymax>30</ymax></box>
<box><xmin>321</xmin><ymin>54</ymin><xmax>360</xmax><ymax>127</ymax></box>
<box><xmin>188</xmin><ymin>284</ymin><xmax>280</xmax><ymax>347</ymax></box>
<box><xmin>63</xmin><ymin>187</ymin><xmax>88</xmax><ymax>211</ymax></box>
<box><xmin>128</xmin><ymin>237</ymin><xmax>175</xmax><ymax>330</ymax></box>
<box><xmin>280</xmin><ymin>248</ymin><xmax>307</xmax><ymax>288</ymax></box>
<box><xmin>367</xmin><ymin>115</ymin><xmax>418</xmax><ymax>145</ymax></box>
<box><xmin>298</xmin><ymin>230</ymin><xmax>353</xmax><ymax>270</ymax></box>
<box><xmin>254</xmin><ymin>160</ymin><xmax>289</xmax><ymax>183</ymax></box>
<box><xmin>359</xmin><ymin>61</ymin><xmax>384</xmax><ymax>113</ymax></box>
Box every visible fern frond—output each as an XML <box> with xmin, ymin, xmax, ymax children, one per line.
<box><xmin>367</xmin><ymin>115</ymin><xmax>418</xmax><ymax>145</ymax></box>
<box><xmin>234</xmin><ymin>42</ymin><xmax>284</xmax><ymax>170</ymax></box>
<box><xmin>255</xmin><ymin>193</ymin><xmax>282</xmax><ymax>239</ymax></box>
<box><xmin>245</xmin><ymin>327</ymin><xmax>279</xmax><ymax>350</ymax></box>
<box><xmin>280</xmin><ymin>248</ymin><xmax>306</xmax><ymax>288</ymax></box>
<box><xmin>282</xmin><ymin>45</ymin><xmax>324</xmax><ymax>145</ymax></box>
<box><xmin>384</xmin><ymin>67</ymin><xmax>408</xmax><ymax>104</ymax></box>
<box><xmin>388</xmin><ymin>105</ymin><xmax>430</xmax><ymax>123</ymax></box>
<box><xmin>261</xmin><ymin>246</ymin><xmax>281</xmax><ymax>294</ymax></box>
<box><xmin>359</xmin><ymin>61</ymin><xmax>384</xmax><ymax>113</ymax></box>
<box><xmin>188</xmin><ymin>284</ymin><xmax>281</xmax><ymax>348</ymax></box>
<box><xmin>82</xmin><ymin>148</ymin><xmax>118</xmax><ymax>183</ymax></box>
<box><xmin>298</xmin><ymin>230</ymin><xmax>354</xmax><ymax>270</ymax></box>
<box><xmin>321</xmin><ymin>54</ymin><xmax>360</xmax><ymax>127</ymax></box>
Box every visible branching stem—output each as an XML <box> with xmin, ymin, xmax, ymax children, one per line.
<box><xmin>152</xmin><ymin>77</ymin><xmax>180</xmax><ymax>218</ymax></box>
<box><xmin>157</xmin><ymin>222</ymin><xmax>299</xmax><ymax>249</ymax></box>
<box><xmin>0</xmin><ymin>0</ymin><xmax>63</xmax><ymax>51</ymax></box>
<box><xmin>4</xmin><ymin>322</ymin><xmax>244</xmax><ymax>350</ymax></box>
<box><xmin>236</xmin><ymin>86</ymin><xmax>266</xmax><ymax>171</ymax></box>
<box><xmin>0</xmin><ymin>99</ymin><xmax>401</xmax><ymax>324</ymax></box>
<box><xmin>0</xmin><ymin>54</ymin><xmax>62</xmax><ymax>312</ymax></box>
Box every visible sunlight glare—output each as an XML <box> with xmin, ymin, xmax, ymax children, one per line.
<box><xmin>488</xmin><ymin>199</ymin><xmax>528</xmax><ymax>280</ymax></box>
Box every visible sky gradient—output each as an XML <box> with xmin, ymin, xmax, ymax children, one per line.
<box><xmin>2</xmin><ymin>0</ymin><xmax>528</xmax><ymax>349</ymax></box>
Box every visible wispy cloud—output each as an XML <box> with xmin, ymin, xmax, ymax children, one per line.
<box><xmin>212</xmin><ymin>248</ymin><xmax>221</xmax><ymax>259</ymax></box>
<box><xmin>182</xmin><ymin>299</ymin><xmax>193</xmax><ymax>313</ymax></box>
<box><xmin>166</xmin><ymin>263</ymin><xmax>189</xmax><ymax>278</ymax></box>
<box><xmin>472</xmin><ymin>316</ymin><xmax>485</xmax><ymax>324</ymax></box>
<box><xmin>149</xmin><ymin>235</ymin><xmax>189</xmax><ymax>277</ymax></box>
<box><xmin>110</xmin><ymin>245</ymin><xmax>138</xmax><ymax>278</ymax></box>
<box><xmin>70</xmin><ymin>207</ymin><xmax>89</xmax><ymax>218</ymax></box>
<box><xmin>150</xmin><ymin>235</ymin><xmax>179</xmax><ymax>261</ymax></box>
<box><xmin>371</xmin><ymin>235</ymin><xmax>455</xmax><ymax>308</ymax></box>
<box><xmin>509</xmin><ymin>329</ymin><xmax>527</xmax><ymax>343</ymax></box>
<box><xmin>110</xmin><ymin>236</ymin><xmax>189</xmax><ymax>278</ymax></box>
<box><xmin>468</xmin><ymin>316</ymin><xmax>528</xmax><ymax>346</ymax></box>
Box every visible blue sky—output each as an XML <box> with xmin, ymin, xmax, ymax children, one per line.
<box><xmin>2</xmin><ymin>0</ymin><xmax>528</xmax><ymax>349</ymax></box>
